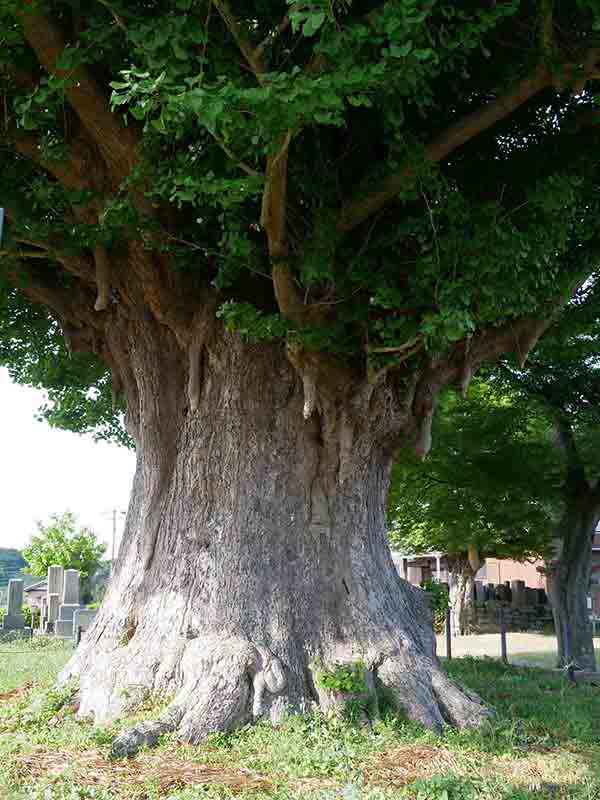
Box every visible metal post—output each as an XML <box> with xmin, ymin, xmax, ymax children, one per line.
<box><xmin>499</xmin><ymin>608</ymin><xmax>508</xmax><ymax>665</ymax></box>
<box><xmin>445</xmin><ymin>606</ymin><xmax>452</xmax><ymax>660</ymax></box>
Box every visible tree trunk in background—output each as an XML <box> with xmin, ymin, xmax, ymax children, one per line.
<box><xmin>62</xmin><ymin>326</ymin><xmax>489</xmax><ymax>751</ymax></box>
<box><xmin>447</xmin><ymin>557</ymin><xmax>476</xmax><ymax>637</ymax></box>
<box><xmin>548</xmin><ymin>487</ymin><xmax>599</xmax><ymax>671</ymax></box>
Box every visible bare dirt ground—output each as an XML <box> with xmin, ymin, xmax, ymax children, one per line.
<box><xmin>436</xmin><ymin>632</ymin><xmax>600</xmax><ymax>668</ymax></box>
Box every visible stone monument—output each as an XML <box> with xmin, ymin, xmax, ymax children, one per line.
<box><xmin>2</xmin><ymin>579</ymin><xmax>25</xmax><ymax>630</ymax></box>
<box><xmin>55</xmin><ymin>569</ymin><xmax>82</xmax><ymax>637</ymax></box>
<box><xmin>47</xmin><ymin>565</ymin><xmax>65</xmax><ymax>598</ymax></box>
<box><xmin>46</xmin><ymin>593</ymin><xmax>60</xmax><ymax>634</ymax></box>
<box><xmin>40</xmin><ymin>595</ymin><xmax>48</xmax><ymax>632</ymax></box>
<box><xmin>511</xmin><ymin>579</ymin><xmax>526</xmax><ymax>608</ymax></box>
<box><xmin>73</xmin><ymin>608</ymin><xmax>97</xmax><ymax>641</ymax></box>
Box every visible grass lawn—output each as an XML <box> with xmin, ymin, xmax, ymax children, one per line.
<box><xmin>1</xmin><ymin>638</ymin><xmax>599</xmax><ymax>800</ymax></box>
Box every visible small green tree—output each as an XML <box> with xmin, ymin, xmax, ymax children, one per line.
<box><xmin>389</xmin><ymin>382</ymin><xmax>560</xmax><ymax>634</ymax></box>
<box><xmin>497</xmin><ymin>279</ymin><xmax>600</xmax><ymax>670</ymax></box>
<box><xmin>23</xmin><ymin>512</ymin><xmax>107</xmax><ymax>588</ymax></box>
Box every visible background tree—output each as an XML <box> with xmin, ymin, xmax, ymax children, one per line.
<box><xmin>499</xmin><ymin>279</ymin><xmax>600</xmax><ymax>671</ymax></box>
<box><xmin>389</xmin><ymin>383</ymin><xmax>560</xmax><ymax>635</ymax></box>
<box><xmin>0</xmin><ymin>293</ymin><xmax>131</xmax><ymax>447</ymax></box>
<box><xmin>2</xmin><ymin>1</ymin><xmax>600</xmax><ymax>749</ymax></box>
<box><xmin>23</xmin><ymin>511</ymin><xmax>107</xmax><ymax>601</ymax></box>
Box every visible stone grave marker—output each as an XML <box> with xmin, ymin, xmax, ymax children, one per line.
<box><xmin>511</xmin><ymin>580</ymin><xmax>526</xmax><ymax>608</ymax></box>
<box><xmin>46</xmin><ymin>593</ymin><xmax>60</xmax><ymax>634</ymax></box>
<box><xmin>40</xmin><ymin>595</ymin><xmax>48</xmax><ymax>632</ymax></box>
<box><xmin>47</xmin><ymin>565</ymin><xmax>65</xmax><ymax>598</ymax></box>
<box><xmin>73</xmin><ymin>608</ymin><xmax>97</xmax><ymax>641</ymax></box>
<box><xmin>55</xmin><ymin>570</ymin><xmax>82</xmax><ymax>637</ymax></box>
<box><xmin>3</xmin><ymin>579</ymin><xmax>25</xmax><ymax>630</ymax></box>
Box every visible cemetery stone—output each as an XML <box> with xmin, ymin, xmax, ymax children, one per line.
<box><xmin>73</xmin><ymin>608</ymin><xmax>97</xmax><ymax>641</ymax></box>
<box><xmin>55</xmin><ymin>570</ymin><xmax>82</xmax><ymax>637</ymax></box>
<box><xmin>46</xmin><ymin>593</ymin><xmax>60</xmax><ymax>634</ymax></box>
<box><xmin>2</xmin><ymin>579</ymin><xmax>25</xmax><ymax>630</ymax></box>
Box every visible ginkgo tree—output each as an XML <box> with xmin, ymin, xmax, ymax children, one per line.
<box><xmin>2</xmin><ymin>0</ymin><xmax>600</xmax><ymax>752</ymax></box>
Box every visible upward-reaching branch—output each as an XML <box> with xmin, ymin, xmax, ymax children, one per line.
<box><xmin>338</xmin><ymin>44</ymin><xmax>600</xmax><ymax>234</ymax></box>
<box><xmin>337</xmin><ymin>66</ymin><xmax>552</xmax><ymax>233</ymax></box>
<box><xmin>260</xmin><ymin>132</ymin><xmax>305</xmax><ymax>324</ymax></box>
<box><xmin>212</xmin><ymin>0</ymin><xmax>267</xmax><ymax>80</ymax></box>
<box><xmin>18</xmin><ymin>2</ymin><xmax>139</xmax><ymax>184</ymax></box>
<box><xmin>11</xmin><ymin>130</ymin><xmax>90</xmax><ymax>194</ymax></box>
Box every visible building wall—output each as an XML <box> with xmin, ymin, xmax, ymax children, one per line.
<box><xmin>24</xmin><ymin>589</ymin><xmax>46</xmax><ymax>609</ymax></box>
<box><xmin>478</xmin><ymin>558</ymin><xmax>546</xmax><ymax>590</ymax></box>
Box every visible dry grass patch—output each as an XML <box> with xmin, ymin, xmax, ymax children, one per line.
<box><xmin>17</xmin><ymin>745</ymin><xmax>275</xmax><ymax>795</ymax></box>
<box><xmin>487</xmin><ymin>750</ymin><xmax>593</xmax><ymax>789</ymax></box>
<box><xmin>0</xmin><ymin>681</ymin><xmax>32</xmax><ymax>705</ymax></box>
<box><xmin>361</xmin><ymin>744</ymin><xmax>468</xmax><ymax>788</ymax></box>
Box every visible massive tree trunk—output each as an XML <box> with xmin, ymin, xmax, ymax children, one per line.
<box><xmin>62</xmin><ymin>323</ymin><xmax>488</xmax><ymax>752</ymax></box>
<box><xmin>446</xmin><ymin>557</ymin><xmax>477</xmax><ymax>637</ymax></box>
<box><xmin>547</xmin><ymin>489</ymin><xmax>599</xmax><ymax>672</ymax></box>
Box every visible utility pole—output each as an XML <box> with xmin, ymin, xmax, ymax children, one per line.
<box><xmin>111</xmin><ymin>508</ymin><xmax>117</xmax><ymax>564</ymax></box>
<box><xmin>102</xmin><ymin>509</ymin><xmax>126</xmax><ymax>571</ymax></box>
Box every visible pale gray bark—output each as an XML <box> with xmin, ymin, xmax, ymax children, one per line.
<box><xmin>447</xmin><ymin>557</ymin><xmax>475</xmax><ymax>637</ymax></box>
<box><xmin>62</xmin><ymin>326</ymin><xmax>490</xmax><ymax>750</ymax></box>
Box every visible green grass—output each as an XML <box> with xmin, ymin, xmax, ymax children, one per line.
<box><xmin>0</xmin><ymin>642</ymin><xmax>599</xmax><ymax>800</ymax></box>
<box><xmin>509</xmin><ymin>643</ymin><xmax>600</xmax><ymax>670</ymax></box>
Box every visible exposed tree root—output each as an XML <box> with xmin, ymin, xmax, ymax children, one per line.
<box><xmin>108</xmin><ymin>637</ymin><xmax>489</xmax><ymax>758</ymax></box>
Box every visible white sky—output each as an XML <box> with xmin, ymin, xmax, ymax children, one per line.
<box><xmin>0</xmin><ymin>368</ymin><xmax>136</xmax><ymax>556</ymax></box>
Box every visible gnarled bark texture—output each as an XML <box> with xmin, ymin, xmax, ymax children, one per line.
<box><xmin>547</xmin><ymin>488</ymin><xmax>599</xmax><ymax>672</ymax></box>
<box><xmin>62</xmin><ymin>324</ymin><xmax>489</xmax><ymax>750</ymax></box>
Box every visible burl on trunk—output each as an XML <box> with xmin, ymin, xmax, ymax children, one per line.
<box><xmin>62</xmin><ymin>322</ymin><xmax>489</xmax><ymax>753</ymax></box>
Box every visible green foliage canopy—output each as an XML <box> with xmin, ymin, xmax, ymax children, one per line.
<box><xmin>388</xmin><ymin>381</ymin><xmax>560</xmax><ymax>560</ymax></box>
<box><xmin>22</xmin><ymin>511</ymin><xmax>107</xmax><ymax>580</ymax></box>
<box><xmin>1</xmin><ymin>1</ymin><xmax>600</xmax><ymax>439</ymax></box>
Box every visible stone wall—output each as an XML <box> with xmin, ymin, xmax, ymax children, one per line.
<box><xmin>469</xmin><ymin>579</ymin><xmax>554</xmax><ymax>633</ymax></box>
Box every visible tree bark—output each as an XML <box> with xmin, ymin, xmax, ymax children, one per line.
<box><xmin>62</xmin><ymin>324</ymin><xmax>489</xmax><ymax>752</ymax></box>
<box><xmin>447</xmin><ymin>558</ymin><xmax>476</xmax><ymax>637</ymax></box>
<box><xmin>547</xmin><ymin>487</ymin><xmax>599</xmax><ymax>671</ymax></box>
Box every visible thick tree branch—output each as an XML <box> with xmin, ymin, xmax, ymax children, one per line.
<box><xmin>213</xmin><ymin>0</ymin><xmax>267</xmax><ymax>80</ymax></box>
<box><xmin>11</xmin><ymin>130</ymin><xmax>90</xmax><ymax>193</ymax></box>
<box><xmin>260</xmin><ymin>131</ymin><xmax>306</xmax><ymax>324</ymax></box>
<box><xmin>552</xmin><ymin>416</ymin><xmax>587</xmax><ymax>488</ymax></box>
<box><xmin>338</xmin><ymin>66</ymin><xmax>552</xmax><ymax>233</ymax></box>
<box><xmin>18</xmin><ymin>2</ymin><xmax>139</xmax><ymax>184</ymax></box>
<box><xmin>256</xmin><ymin>14</ymin><xmax>291</xmax><ymax>61</ymax></box>
<box><xmin>338</xmin><ymin>45</ymin><xmax>600</xmax><ymax>234</ymax></box>
<box><xmin>5</xmin><ymin>260</ymin><xmax>100</xmax><ymax>330</ymax></box>
<box><xmin>0</xmin><ymin>249</ymin><xmax>48</xmax><ymax>259</ymax></box>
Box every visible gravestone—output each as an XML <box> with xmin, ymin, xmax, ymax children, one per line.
<box><xmin>46</xmin><ymin>593</ymin><xmax>60</xmax><ymax>634</ymax></box>
<box><xmin>39</xmin><ymin>595</ymin><xmax>48</xmax><ymax>632</ymax></box>
<box><xmin>525</xmin><ymin>587</ymin><xmax>538</xmax><ymax>607</ymax></box>
<box><xmin>496</xmin><ymin>583</ymin><xmax>509</xmax><ymax>603</ymax></box>
<box><xmin>55</xmin><ymin>570</ymin><xmax>82</xmax><ymax>637</ymax></box>
<box><xmin>474</xmin><ymin>580</ymin><xmax>486</xmax><ymax>603</ymax></box>
<box><xmin>511</xmin><ymin>579</ymin><xmax>526</xmax><ymax>608</ymax></box>
<box><xmin>73</xmin><ymin>608</ymin><xmax>97</xmax><ymax>641</ymax></box>
<box><xmin>486</xmin><ymin>583</ymin><xmax>497</xmax><ymax>602</ymax></box>
<box><xmin>536</xmin><ymin>588</ymin><xmax>547</xmax><ymax>605</ymax></box>
<box><xmin>2</xmin><ymin>579</ymin><xmax>25</xmax><ymax>630</ymax></box>
<box><xmin>47</xmin><ymin>565</ymin><xmax>65</xmax><ymax>598</ymax></box>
